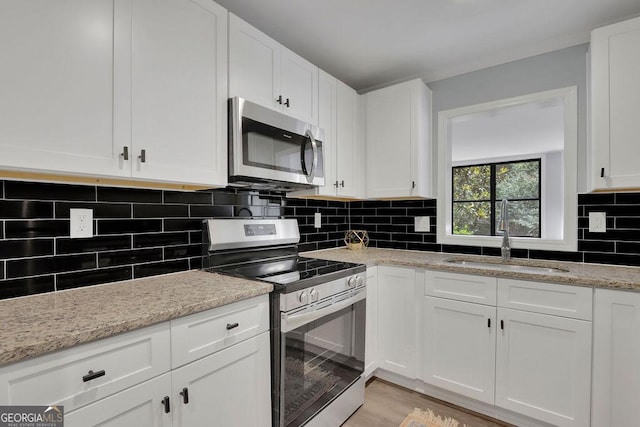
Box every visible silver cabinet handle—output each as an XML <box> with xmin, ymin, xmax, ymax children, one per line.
<box><xmin>120</xmin><ymin>147</ymin><xmax>129</xmax><ymax>160</ymax></box>
<box><xmin>138</xmin><ymin>149</ymin><xmax>146</xmax><ymax>163</ymax></box>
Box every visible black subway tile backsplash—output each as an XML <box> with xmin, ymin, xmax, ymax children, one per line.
<box><xmin>7</xmin><ymin>254</ymin><xmax>96</xmax><ymax>278</ymax></box>
<box><xmin>0</xmin><ymin>276</ymin><xmax>55</xmax><ymax>299</ymax></box>
<box><xmin>57</xmin><ymin>267</ymin><xmax>132</xmax><ymax>291</ymax></box>
<box><xmin>57</xmin><ymin>235</ymin><xmax>132</xmax><ymax>255</ymax></box>
<box><xmin>5</xmin><ymin>181</ymin><xmax>96</xmax><ymax>201</ymax></box>
<box><xmin>133</xmin><ymin>259</ymin><xmax>190</xmax><ymax>278</ymax></box>
<box><xmin>3</xmin><ymin>176</ymin><xmax>640</xmax><ymax>300</ymax></box>
<box><xmin>0</xmin><ymin>200</ymin><xmax>53</xmax><ymax>219</ymax></box>
<box><xmin>134</xmin><ymin>232</ymin><xmax>190</xmax><ymax>248</ymax></box>
<box><xmin>97</xmin><ymin>187</ymin><xmax>163</xmax><ymax>203</ymax></box>
<box><xmin>55</xmin><ymin>202</ymin><xmax>131</xmax><ymax>219</ymax></box>
<box><xmin>98</xmin><ymin>219</ymin><xmax>163</xmax><ymax>235</ymax></box>
<box><xmin>5</xmin><ymin>220</ymin><xmax>70</xmax><ymax>239</ymax></box>
<box><xmin>0</xmin><ymin>239</ymin><xmax>54</xmax><ymax>259</ymax></box>
<box><xmin>164</xmin><ymin>191</ymin><xmax>213</xmax><ymax>205</ymax></box>
<box><xmin>98</xmin><ymin>248</ymin><xmax>163</xmax><ymax>268</ymax></box>
<box><xmin>133</xmin><ymin>204</ymin><xmax>189</xmax><ymax>218</ymax></box>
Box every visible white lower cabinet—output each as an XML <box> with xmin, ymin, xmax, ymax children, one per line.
<box><xmin>171</xmin><ymin>332</ymin><xmax>271</xmax><ymax>427</ymax></box>
<box><xmin>65</xmin><ymin>374</ymin><xmax>173</xmax><ymax>427</ymax></box>
<box><xmin>592</xmin><ymin>288</ymin><xmax>640</xmax><ymax>426</ymax></box>
<box><xmin>0</xmin><ymin>295</ymin><xmax>270</xmax><ymax>427</ymax></box>
<box><xmin>377</xmin><ymin>266</ymin><xmax>418</xmax><ymax>378</ymax></box>
<box><xmin>495</xmin><ymin>308</ymin><xmax>592</xmax><ymax>427</ymax></box>
<box><xmin>420</xmin><ymin>272</ymin><xmax>592</xmax><ymax>427</ymax></box>
<box><xmin>422</xmin><ymin>297</ymin><xmax>496</xmax><ymax>404</ymax></box>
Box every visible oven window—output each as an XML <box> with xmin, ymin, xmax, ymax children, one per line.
<box><xmin>282</xmin><ymin>299</ymin><xmax>365</xmax><ymax>427</ymax></box>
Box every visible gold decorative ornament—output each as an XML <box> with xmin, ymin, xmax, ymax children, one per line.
<box><xmin>344</xmin><ymin>230</ymin><xmax>369</xmax><ymax>250</ymax></box>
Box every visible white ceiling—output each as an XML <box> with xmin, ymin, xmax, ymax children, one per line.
<box><xmin>214</xmin><ymin>0</ymin><xmax>640</xmax><ymax>92</ymax></box>
<box><xmin>450</xmin><ymin>97</ymin><xmax>565</xmax><ymax>163</ymax></box>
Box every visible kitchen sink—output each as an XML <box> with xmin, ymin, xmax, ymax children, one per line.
<box><xmin>444</xmin><ymin>258</ymin><xmax>568</xmax><ymax>274</ymax></box>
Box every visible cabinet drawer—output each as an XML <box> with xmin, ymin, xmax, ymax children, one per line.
<box><xmin>425</xmin><ymin>270</ymin><xmax>497</xmax><ymax>305</ymax></box>
<box><xmin>171</xmin><ymin>295</ymin><xmax>269</xmax><ymax>368</ymax></box>
<box><xmin>497</xmin><ymin>279</ymin><xmax>593</xmax><ymax>320</ymax></box>
<box><xmin>0</xmin><ymin>323</ymin><xmax>171</xmax><ymax>412</ymax></box>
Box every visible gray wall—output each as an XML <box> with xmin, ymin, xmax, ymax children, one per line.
<box><xmin>427</xmin><ymin>43</ymin><xmax>589</xmax><ymax>192</ymax></box>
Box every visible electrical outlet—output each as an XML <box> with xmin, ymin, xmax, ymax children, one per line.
<box><xmin>70</xmin><ymin>208</ymin><xmax>93</xmax><ymax>238</ymax></box>
<box><xmin>588</xmin><ymin>212</ymin><xmax>606</xmax><ymax>233</ymax></box>
<box><xmin>314</xmin><ymin>212</ymin><xmax>322</xmax><ymax>229</ymax></box>
<box><xmin>414</xmin><ymin>216</ymin><xmax>430</xmax><ymax>232</ymax></box>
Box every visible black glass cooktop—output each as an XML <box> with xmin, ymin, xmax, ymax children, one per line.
<box><xmin>207</xmin><ymin>256</ymin><xmax>365</xmax><ymax>293</ymax></box>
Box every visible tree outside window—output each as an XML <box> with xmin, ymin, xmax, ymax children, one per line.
<box><xmin>452</xmin><ymin>159</ymin><xmax>541</xmax><ymax>237</ymax></box>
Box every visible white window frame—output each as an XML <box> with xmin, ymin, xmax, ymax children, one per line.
<box><xmin>437</xmin><ymin>86</ymin><xmax>578</xmax><ymax>252</ymax></box>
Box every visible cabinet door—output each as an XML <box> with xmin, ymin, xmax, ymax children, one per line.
<box><xmin>422</xmin><ymin>297</ymin><xmax>496</xmax><ymax>404</ymax></box>
<box><xmin>366</xmin><ymin>79</ymin><xmax>431</xmax><ymax>199</ymax></box>
<box><xmin>591</xmin><ymin>16</ymin><xmax>640</xmax><ymax>189</ymax></box>
<box><xmin>228</xmin><ymin>13</ymin><xmax>279</xmax><ymax>112</ymax></box>
<box><xmin>65</xmin><ymin>374</ymin><xmax>172</xmax><ymax>427</ymax></box>
<box><xmin>280</xmin><ymin>47</ymin><xmax>318</xmax><ymax>125</ymax></box>
<box><xmin>592</xmin><ymin>289</ymin><xmax>640</xmax><ymax>427</ymax></box>
<box><xmin>336</xmin><ymin>81</ymin><xmax>359</xmax><ymax>198</ymax></box>
<box><xmin>495</xmin><ymin>308</ymin><xmax>591</xmax><ymax>427</ymax></box>
<box><xmin>377</xmin><ymin>266</ymin><xmax>417</xmax><ymax>378</ymax></box>
<box><xmin>172</xmin><ymin>332</ymin><xmax>271</xmax><ymax>427</ymax></box>
<box><xmin>0</xmin><ymin>0</ymin><xmax>124</xmax><ymax>177</ymax></box>
<box><xmin>364</xmin><ymin>267</ymin><xmax>378</xmax><ymax>376</ymax></box>
<box><xmin>130</xmin><ymin>0</ymin><xmax>227</xmax><ymax>186</ymax></box>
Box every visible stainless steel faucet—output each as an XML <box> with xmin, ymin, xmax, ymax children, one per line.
<box><xmin>498</xmin><ymin>199</ymin><xmax>511</xmax><ymax>261</ymax></box>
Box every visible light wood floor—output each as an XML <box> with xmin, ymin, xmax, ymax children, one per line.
<box><xmin>343</xmin><ymin>378</ymin><xmax>514</xmax><ymax>427</ymax></box>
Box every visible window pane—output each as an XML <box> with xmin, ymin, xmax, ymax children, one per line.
<box><xmin>495</xmin><ymin>200</ymin><xmax>540</xmax><ymax>237</ymax></box>
<box><xmin>453</xmin><ymin>165</ymin><xmax>490</xmax><ymax>201</ymax></box>
<box><xmin>496</xmin><ymin>161</ymin><xmax>539</xmax><ymax>200</ymax></box>
<box><xmin>453</xmin><ymin>201</ymin><xmax>491</xmax><ymax>235</ymax></box>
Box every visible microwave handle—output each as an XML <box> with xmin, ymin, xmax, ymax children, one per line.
<box><xmin>302</xmin><ymin>130</ymin><xmax>318</xmax><ymax>179</ymax></box>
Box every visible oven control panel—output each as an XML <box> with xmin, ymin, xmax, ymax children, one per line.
<box><xmin>280</xmin><ymin>274</ymin><xmax>366</xmax><ymax>313</ymax></box>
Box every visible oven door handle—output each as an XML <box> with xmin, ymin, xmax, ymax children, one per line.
<box><xmin>281</xmin><ymin>288</ymin><xmax>366</xmax><ymax>333</ymax></box>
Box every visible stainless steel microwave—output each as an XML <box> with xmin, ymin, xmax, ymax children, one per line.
<box><xmin>228</xmin><ymin>97</ymin><xmax>325</xmax><ymax>191</ymax></box>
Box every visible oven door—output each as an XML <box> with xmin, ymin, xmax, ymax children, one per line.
<box><xmin>229</xmin><ymin>97</ymin><xmax>325</xmax><ymax>188</ymax></box>
<box><xmin>279</xmin><ymin>288</ymin><xmax>365</xmax><ymax>427</ymax></box>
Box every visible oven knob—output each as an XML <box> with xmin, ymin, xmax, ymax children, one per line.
<box><xmin>356</xmin><ymin>276</ymin><xmax>364</xmax><ymax>287</ymax></box>
<box><xmin>298</xmin><ymin>291</ymin><xmax>308</xmax><ymax>304</ymax></box>
<box><xmin>309</xmin><ymin>288</ymin><xmax>318</xmax><ymax>302</ymax></box>
<box><xmin>347</xmin><ymin>276</ymin><xmax>356</xmax><ymax>288</ymax></box>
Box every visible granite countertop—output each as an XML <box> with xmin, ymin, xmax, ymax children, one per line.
<box><xmin>303</xmin><ymin>247</ymin><xmax>640</xmax><ymax>291</ymax></box>
<box><xmin>0</xmin><ymin>270</ymin><xmax>272</xmax><ymax>367</ymax></box>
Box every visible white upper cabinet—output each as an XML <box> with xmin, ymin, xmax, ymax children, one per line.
<box><xmin>365</xmin><ymin>79</ymin><xmax>432</xmax><ymax>199</ymax></box>
<box><xmin>288</xmin><ymin>70</ymin><xmax>364</xmax><ymax>199</ymax></box>
<box><xmin>590</xmin><ymin>16</ymin><xmax>640</xmax><ymax>190</ymax></box>
<box><xmin>129</xmin><ymin>0</ymin><xmax>228</xmax><ymax>186</ymax></box>
<box><xmin>229</xmin><ymin>13</ymin><xmax>318</xmax><ymax>125</ymax></box>
<box><xmin>0</xmin><ymin>0</ymin><xmax>228</xmax><ymax>187</ymax></box>
<box><xmin>0</xmin><ymin>0</ymin><xmax>121</xmax><ymax>177</ymax></box>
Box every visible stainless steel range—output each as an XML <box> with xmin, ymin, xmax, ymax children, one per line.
<box><xmin>203</xmin><ymin>218</ymin><xmax>366</xmax><ymax>427</ymax></box>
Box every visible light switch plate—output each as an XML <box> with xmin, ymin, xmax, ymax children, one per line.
<box><xmin>314</xmin><ymin>212</ymin><xmax>322</xmax><ymax>229</ymax></box>
<box><xmin>415</xmin><ymin>216</ymin><xmax>430</xmax><ymax>232</ymax></box>
<box><xmin>588</xmin><ymin>212</ymin><xmax>606</xmax><ymax>233</ymax></box>
<box><xmin>70</xmin><ymin>208</ymin><xmax>93</xmax><ymax>238</ymax></box>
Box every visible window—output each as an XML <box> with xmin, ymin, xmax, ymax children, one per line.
<box><xmin>436</xmin><ymin>86</ymin><xmax>578</xmax><ymax>252</ymax></box>
<box><xmin>452</xmin><ymin>159</ymin><xmax>541</xmax><ymax>237</ymax></box>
